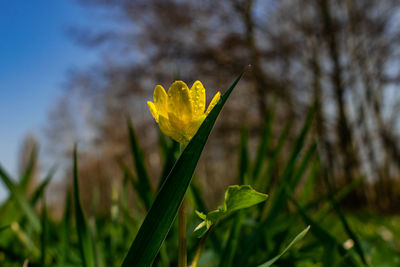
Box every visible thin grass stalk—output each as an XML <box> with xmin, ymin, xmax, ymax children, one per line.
<box><xmin>190</xmin><ymin>226</ymin><xmax>213</xmax><ymax>267</ymax></box>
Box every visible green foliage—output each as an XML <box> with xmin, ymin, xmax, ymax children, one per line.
<box><xmin>73</xmin><ymin>147</ymin><xmax>96</xmax><ymax>267</ymax></box>
<box><xmin>194</xmin><ymin>185</ymin><xmax>268</xmax><ymax>236</ymax></box>
<box><xmin>0</xmin><ymin>73</ymin><xmax>398</xmax><ymax>267</ymax></box>
<box><xmin>126</xmin><ymin>118</ymin><xmax>154</xmax><ymax>210</ymax></box>
<box><xmin>121</xmin><ymin>70</ymin><xmax>245</xmax><ymax>267</ymax></box>
<box><xmin>257</xmin><ymin>226</ymin><xmax>310</xmax><ymax>267</ymax></box>
<box><xmin>0</xmin><ymin>164</ymin><xmax>41</xmax><ymax>232</ymax></box>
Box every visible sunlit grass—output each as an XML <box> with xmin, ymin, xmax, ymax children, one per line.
<box><xmin>0</xmin><ymin>72</ymin><xmax>398</xmax><ymax>266</ymax></box>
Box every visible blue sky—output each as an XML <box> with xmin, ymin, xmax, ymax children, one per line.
<box><xmin>0</xmin><ymin>0</ymin><xmax>99</xmax><ymax>196</ymax></box>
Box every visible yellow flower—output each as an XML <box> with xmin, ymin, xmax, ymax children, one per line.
<box><xmin>147</xmin><ymin>80</ymin><xmax>221</xmax><ymax>144</ymax></box>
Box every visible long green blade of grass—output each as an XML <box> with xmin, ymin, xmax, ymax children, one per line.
<box><xmin>289</xmin><ymin>195</ymin><xmax>359</xmax><ymax>266</ymax></box>
<box><xmin>266</xmin><ymin>106</ymin><xmax>314</xmax><ymax>219</ymax></box>
<box><xmin>256</xmin><ymin>118</ymin><xmax>291</xmax><ymax>192</ymax></box>
<box><xmin>121</xmin><ymin>70</ymin><xmax>245</xmax><ymax>267</ymax></box>
<box><xmin>236</xmin><ymin>109</ymin><xmax>314</xmax><ymax>266</ymax></box>
<box><xmin>257</xmin><ymin>226</ymin><xmax>310</xmax><ymax>267</ymax></box>
<box><xmin>73</xmin><ymin>147</ymin><xmax>96</xmax><ymax>267</ymax></box>
<box><xmin>320</xmin><ymin>163</ymin><xmax>368</xmax><ymax>266</ymax></box>
<box><xmin>218</xmin><ymin>127</ymin><xmax>251</xmax><ymax>266</ymax></box>
<box><xmin>61</xmin><ymin>189</ymin><xmax>72</xmax><ymax>264</ymax></box>
<box><xmin>0</xmin><ymin>164</ymin><xmax>41</xmax><ymax>232</ymax></box>
<box><xmin>239</xmin><ymin>126</ymin><xmax>249</xmax><ymax>184</ymax></box>
<box><xmin>18</xmin><ymin>144</ymin><xmax>37</xmax><ymax>194</ymax></box>
<box><xmin>218</xmin><ymin>128</ymin><xmax>251</xmax><ymax>266</ymax></box>
<box><xmin>127</xmin><ymin>118</ymin><xmax>153</xmax><ymax>210</ymax></box>
<box><xmin>0</xmin><ymin>225</ymin><xmax>10</xmax><ymax>232</ymax></box>
<box><xmin>252</xmin><ymin>108</ymin><xmax>274</xmax><ymax>183</ymax></box>
<box><xmin>218</xmin><ymin>212</ymin><xmax>243</xmax><ymax>267</ymax></box>
<box><xmin>30</xmin><ymin>166</ymin><xmax>56</xmax><ymax>206</ymax></box>
<box><xmin>40</xmin><ymin>195</ymin><xmax>47</xmax><ymax>267</ymax></box>
<box><xmin>118</xmin><ymin>159</ymin><xmax>149</xmax><ymax>212</ymax></box>
<box><xmin>157</xmin><ymin>132</ymin><xmax>179</xmax><ymax>191</ymax></box>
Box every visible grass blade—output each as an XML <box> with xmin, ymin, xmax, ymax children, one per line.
<box><xmin>30</xmin><ymin>166</ymin><xmax>56</xmax><ymax>206</ymax></box>
<box><xmin>157</xmin><ymin>132</ymin><xmax>179</xmax><ymax>191</ymax></box>
<box><xmin>266</xmin><ymin>106</ymin><xmax>314</xmax><ymax>219</ymax></box>
<box><xmin>257</xmin><ymin>226</ymin><xmax>310</xmax><ymax>267</ymax></box>
<box><xmin>0</xmin><ymin>164</ymin><xmax>41</xmax><ymax>232</ymax></box>
<box><xmin>118</xmin><ymin>159</ymin><xmax>149</xmax><ymax>211</ymax></box>
<box><xmin>61</xmin><ymin>189</ymin><xmax>72</xmax><ymax>264</ymax></box>
<box><xmin>73</xmin><ymin>146</ymin><xmax>96</xmax><ymax>267</ymax></box>
<box><xmin>218</xmin><ymin>212</ymin><xmax>242</xmax><ymax>267</ymax></box>
<box><xmin>236</xmin><ymin>109</ymin><xmax>314</xmax><ymax>266</ymax></box>
<box><xmin>320</xmin><ymin>163</ymin><xmax>368</xmax><ymax>266</ymax></box>
<box><xmin>127</xmin><ymin>118</ymin><xmax>153</xmax><ymax>210</ymax></box>
<box><xmin>290</xmin><ymin>196</ymin><xmax>359</xmax><ymax>266</ymax></box>
<box><xmin>121</xmin><ymin>70</ymin><xmax>245</xmax><ymax>267</ymax></box>
<box><xmin>40</xmin><ymin>195</ymin><xmax>47</xmax><ymax>267</ymax></box>
<box><xmin>0</xmin><ymin>225</ymin><xmax>10</xmax><ymax>232</ymax></box>
<box><xmin>238</xmin><ymin>127</ymin><xmax>249</xmax><ymax>184</ymax></box>
<box><xmin>256</xmin><ymin>118</ymin><xmax>291</xmax><ymax>192</ymax></box>
<box><xmin>252</xmin><ymin>108</ymin><xmax>274</xmax><ymax>183</ymax></box>
<box><xmin>18</xmin><ymin>144</ymin><xmax>38</xmax><ymax>194</ymax></box>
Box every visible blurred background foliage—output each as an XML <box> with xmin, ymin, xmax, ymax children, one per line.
<box><xmin>44</xmin><ymin>0</ymin><xmax>400</xmax><ymax>212</ymax></box>
<box><xmin>1</xmin><ymin>0</ymin><xmax>400</xmax><ymax>266</ymax></box>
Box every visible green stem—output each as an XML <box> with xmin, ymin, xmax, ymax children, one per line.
<box><xmin>178</xmin><ymin>142</ymin><xmax>187</xmax><ymax>267</ymax></box>
<box><xmin>190</xmin><ymin>226</ymin><xmax>213</xmax><ymax>267</ymax></box>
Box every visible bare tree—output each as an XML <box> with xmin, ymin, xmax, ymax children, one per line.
<box><xmin>45</xmin><ymin>0</ymin><xmax>400</xmax><ymax>211</ymax></box>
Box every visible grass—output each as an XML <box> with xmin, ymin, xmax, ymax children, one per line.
<box><xmin>0</xmin><ymin>72</ymin><xmax>399</xmax><ymax>266</ymax></box>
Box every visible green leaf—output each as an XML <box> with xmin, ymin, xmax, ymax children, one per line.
<box><xmin>41</xmin><ymin>195</ymin><xmax>47</xmax><ymax>267</ymax></box>
<box><xmin>266</xmin><ymin>106</ymin><xmax>314</xmax><ymax>219</ymax></box>
<box><xmin>256</xmin><ymin>118</ymin><xmax>291</xmax><ymax>192</ymax></box>
<box><xmin>157</xmin><ymin>132</ymin><xmax>179</xmax><ymax>191</ymax></box>
<box><xmin>257</xmin><ymin>226</ymin><xmax>310</xmax><ymax>267</ymax></box>
<box><xmin>189</xmin><ymin>181</ymin><xmax>222</xmax><ymax>252</ymax></box>
<box><xmin>127</xmin><ymin>118</ymin><xmax>153</xmax><ymax>210</ymax></box>
<box><xmin>121</xmin><ymin>70</ymin><xmax>245</xmax><ymax>267</ymax></box>
<box><xmin>61</xmin><ymin>189</ymin><xmax>72</xmax><ymax>264</ymax></box>
<box><xmin>236</xmin><ymin>109</ymin><xmax>314</xmax><ymax>266</ymax></box>
<box><xmin>18</xmin><ymin>143</ymin><xmax>38</xmax><ymax>194</ymax></box>
<box><xmin>252</xmin><ymin>108</ymin><xmax>274</xmax><ymax>183</ymax></box>
<box><xmin>118</xmin><ymin>159</ymin><xmax>149</xmax><ymax>212</ymax></box>
<box><xmin>225</xmin><ymin>185</ymin><xmax>268</xmax><ymax>212</ymax></box>
<box><xmin>194</xmin><ymin>185</ymin><xmax>268</xmax><ymax>236</ymax></box>
<box><xmin>10</xmin><ymin>221</ymin><xmax>40</xmax><ymax>258</ymax></box>
<box><xmin>0</xmin><ymin>164</ymin><xmax>41</xmax><ymax>232</ymax></box>
<box><xmin>290</xmin><ymin>196</ymin><xmax>359</xmax><ymax>266</ymax></box>
<box><xmin>30</xmin><ymin>166</ymin><xmax>56</xmax><ymax>206</ymax></box>
<box><xmin>73</xmin><ymin>146</ymin><xmax>96</xmax><ymax>267</ymax></box>
<box><xmin>0</xmin><ymin>225</ymin><xmax>10</xmax><ymax>232</ymax></box>
<box><xmin>320</xmin><ymin>163</ymin><xmax>368</xmax><ymax>266</ymax></box>
<box><xmin>218</xmin><ymin>212</ymin><xmax>243</xmax><ymax>267</ymax></box>
<box><xmin>238</xmin><ymin>127</ymin><xmax>249</xmax><ymax>184</ymax></box>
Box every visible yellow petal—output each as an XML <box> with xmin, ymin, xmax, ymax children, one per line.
<box><xmin>154</xmin><ymin>85</ymin><xmax>168</xmax><ymax>117</ymax></box>
<box><xmin>184</xmin><ymin>114</ymin><xmax>206</xmax><ymax>140</ymax></box>
<box><xmin>147</xmin><ymin>101</ymin><xmax>159</xmax><ymax>122</ymax></box>
<box><xmin>205</xmin><ymin>92</ymin><xmax>221</xmax><ymax>115</ymax></box>
<box><xmin>167</xmin><ymin>81</ymin><xmax>192</xmax><ymax>123</ymax></box>
<box><xmin>190</xmin><ymin>80</ymin><xmax>206</xmax><ymax>117</ymax></box>
<box><xmin>159</xmin><ymin>115</ymin><xmax>182</xmax><ymax>142</ymax></box>
<box><xmin>168</xmin><ymin>112</ymin><xmax>185</xmax><ymax>132</ymax></box>
<box><xmin>168</xmin><ymin>112</ymin><xmax>188</xmax><ymax>143</ymax></box>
